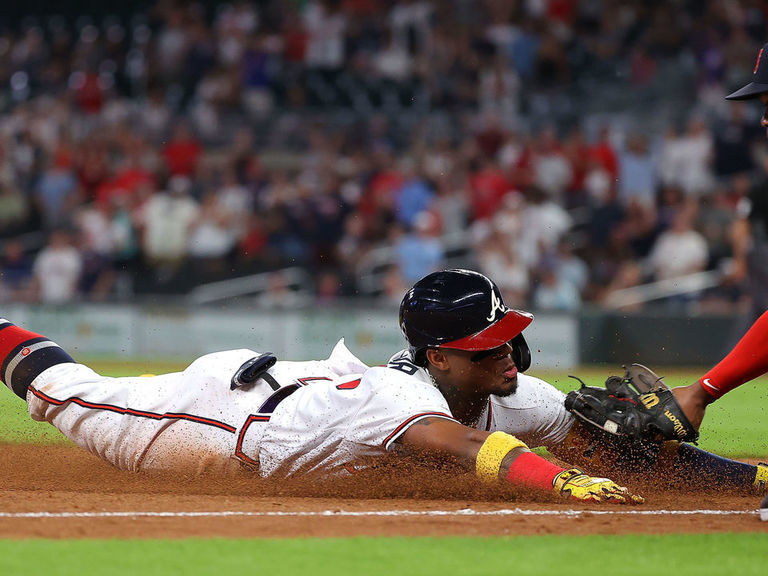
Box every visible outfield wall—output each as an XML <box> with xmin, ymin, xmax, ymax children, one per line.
<box><xmin>2</xmin><ymin>304</ymin><xmax>743</xmax><ymax>367</ymax></box>
<box><xmin>2</xmin><ymin>304</ymin><xmax>576</xmax><ymax>368</ymax></box>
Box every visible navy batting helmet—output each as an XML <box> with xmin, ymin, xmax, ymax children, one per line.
<box><xmin>399</xmin><ymin>269</ymin><xmax>533</xmax><ymax>371</ymax></box>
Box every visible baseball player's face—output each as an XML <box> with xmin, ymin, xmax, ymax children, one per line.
<box><xmin>439</xmin><ymin>343</ymin><xmax>519</xmax><ymax>397</ymax></box>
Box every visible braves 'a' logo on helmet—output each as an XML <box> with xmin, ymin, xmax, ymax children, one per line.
<box><xmin>486</xmin><ymin>290</ymin><xmax>508</xmax><ymax>322</ymax></box>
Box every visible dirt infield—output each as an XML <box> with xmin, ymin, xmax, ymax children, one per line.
<box><xmin>1</xmin><ymin>444</ymin><xmax>766</xmax><ymax>539</ymax></box>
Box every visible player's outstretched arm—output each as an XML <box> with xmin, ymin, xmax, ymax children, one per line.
<box><xmin>400</xmin><ymin>417</ymin><xmax>643</xmax><ymax>504</ymax></box>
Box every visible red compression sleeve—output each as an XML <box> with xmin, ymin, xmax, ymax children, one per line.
<box><xmin>505</xmin><ymin>451</ymin><xmax>564</xmax><ymax>492</ymax></box>
<box><xmin>0</xmin><ymin>319</ymin><xmax>75</xmax><ymax>399</ymax></box>
<box><xmin>699</xmin><ymin>311</ymin><xmax>768</xmax><ymax>400</ymax></box>
<box><xmin>0</xmin><ymin>322</ymin><xmax>45</xmax><ymax>361</ymax></box>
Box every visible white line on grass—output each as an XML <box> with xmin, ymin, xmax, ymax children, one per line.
<box><xmin>0</xmin><ymin>508</ymin><xmax>760</xmax><ymax>519</ymax></box>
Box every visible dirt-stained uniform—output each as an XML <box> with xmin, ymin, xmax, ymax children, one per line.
<box><xmin>23</xmin><ymin>339</ymin><xmax>573</xmax><ymax>477</ymax></box>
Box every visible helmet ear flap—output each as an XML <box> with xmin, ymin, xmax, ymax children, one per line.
<box><xmin>510</xmin><ymin>333</ymin><xmax>531</xmax><ymax>372</ymax></box>
<box><xmin>411</xmin><ymin>347</ymin><xmax>429</xmax><ymax>367</ymax></box>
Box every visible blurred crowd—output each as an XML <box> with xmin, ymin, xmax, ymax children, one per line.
<box><xmin>0</xmin><ymin>0</ymin><xmax>767</xmax><ymax>311</ymax></box>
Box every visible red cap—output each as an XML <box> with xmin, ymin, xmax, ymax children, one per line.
<box><xmin>439</xmin><ymin>309</ymin><xmax>534</xmax><ymax>352</ymax></box>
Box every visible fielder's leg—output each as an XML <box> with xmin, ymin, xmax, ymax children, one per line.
<box><xmin>673</xmin><ymin>310</ymin><xmax>768</xmax><ymax>430</ymax></box>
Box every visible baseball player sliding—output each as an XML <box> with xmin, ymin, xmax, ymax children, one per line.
<box><xmin>0</xmin><ymin>270</ymin><xmax>765</xmax><ymax>503</ymax></box>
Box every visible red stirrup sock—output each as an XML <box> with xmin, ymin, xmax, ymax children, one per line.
<box><xmin>699</xmin><ymin>312</ymin><xmax>768</xmax><ymax>400</ymax></box>
<box><xmin>0</xmin><ymin>319</ymin><xmax>75</xmax><ymax>399</ymax></box>
<box><xmin>698</xmin><ymin>311</ymin><xmax>768</xmax><ymax>400</ymax></box>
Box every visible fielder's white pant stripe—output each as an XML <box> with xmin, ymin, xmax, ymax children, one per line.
<box><xmin>4</xmin><ymin>340</ymin><xmax>60</xmax><ymax>385</ymax></box>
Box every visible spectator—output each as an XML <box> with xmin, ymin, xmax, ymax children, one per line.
<box><xmin>394</xmin><ymin>158</ymin><xmax>434</xmax><ymax>228</ymax></box>
<box><xmin>430</xmin><ymin>169</ymin><xmax>470</xmax><ymax>237</ymax></box>
<box><xmin>74</xmin><ymin>138</ymin><xmax>110</xmax><ymax>203</ymax></box>
<box><xmin>662</xmin><ymin>117</ymin><xmax>715</xmax><ymax>198</ymax></box>
<box><xmin>76</xmin><ymin>202</ymin><xmax>117</xmax><ymax>300</ymax></box>
<box><xmin>35</xmin><ymin>152</ymin><xmax>80</xmax><ymax>229</ymax></box>
<box><xmin>0</xmin><ymin>240</ymin><xmax>33</xmax><ymax>302</ymax></box>
<box><xmin>532</xmin><ymin>264</ymin><xmax>581</xmax><ymax>312</ymax></box>
<box><xmin>162</xmin><ymin>122</ymin><xmax>203</xmax><ymax>178</ymax></box>
<box><xmin>520</xmin><ymin>186</ymin><xmax>572</xmax><ymax>268</ymax></box>
<box><xmin>646</xmin><ymin>202</ymin><xmax>709</xmax><ymax>283</ymax></box>
<box><xmin>187</xmin><ymin>189</ymin><xmax>239</xmax><ymax>279</ymax></box>
<box><xmin>713</xmin><ymin>101</ymin><xmax>762</xmax><ymax>178</ymax></box>
<box><xmin>379</xmin><ymin>264</ymin><xmax>409</xmax><ymax>306</ymax></box>
<box><xmin>550</xmin><ymin>239</ymin><xmax>589</xmax><ymax>295</ymax></box>
<box><xmin>138</xmin><ymin>175</ymin><xmax>200</xmax><ymax>278</ymax></box>
<box><xmin>32</xmin><ymin>228</ymin><xmax>83</xmax><ymax>304</ymax></box>
<box><xmin>109</xmin><ymin>194</ymin><xmax>141</xmax><ymax>297</ymax></box>
<box><xmin>589</xmin><ymin>126</ymin><xmax>619</xmax><ymax>180</ymax></box>
<box><xmin>95</xmin><ymin>134</ymin><xmax>155</xmax><ymax>207</ymax></box>
<box><xmin>617</xmin><ymin>132</ymin><xmax>658</xmax><ymax>209</ymax></box>
<box><xmin>241</xmin><ymin>32</ymin><xmax>278</xmax><ymax>119</ymax></box>
<box><xmin>468</xmin><ymin>156</ymin><xmax>512</xmax><ymax>221</ymax></box>
<box><xmin>0</xmin><ymin>177</ymin><xmax>32</xmax><ymax>238</ymax></box>
<box><xmin>303</xmin><ymin>0</ymin><xmax>348</xmax><ymax>105</ymax></box>
<box><xmin>681</xmin><ymin>118</ymin><xmax>716</xmax><ymax>197</ymax></box>
<box><xmin>394</xmin><ymin>211</ymin><xmax>444</xmax><ymax>284</ymax></box>
<box><xmin>475</xmin><ymin>228</ymin><xmax>530</xmax><ymax>308</ymax></box>
<box><xmin>528</xmin><ymin>126</ymin><xmax>573</xmax><ymax>204</ymax></box>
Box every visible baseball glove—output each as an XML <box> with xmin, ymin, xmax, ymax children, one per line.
<box><xmin>564</xmin><ymin>363</ymin><xmax>698</xmax><ymax>445</ymax></box>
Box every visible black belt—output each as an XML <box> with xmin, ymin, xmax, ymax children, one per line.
<box><xmin>230</xmin><ymin>354</ymin><xmax>301</xmax><ymax>415</ymax></box>
<box><xmin>257</xmin><ymin>383</ymin><xmax>301</xmax><ymax>414</ymax></box>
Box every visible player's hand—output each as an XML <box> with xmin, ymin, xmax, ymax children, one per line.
<box><xmin>553</xmin><ymin>468</ymin><xmax>644</xmax><ymax>504</ymax></box>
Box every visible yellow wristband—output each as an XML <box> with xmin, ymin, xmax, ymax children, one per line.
<box><xmin>475</xmin><ymin>431</ymin><xmax>528</xmax><ymax>483</ymax></box>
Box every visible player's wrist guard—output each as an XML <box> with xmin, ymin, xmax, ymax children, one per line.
<box><xmin>475</xmin><ymin>431</ymin><xmax>527</xmax><ymax>482</ymax></box>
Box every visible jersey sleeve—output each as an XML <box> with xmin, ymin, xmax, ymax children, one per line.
<box><xmin>345</xmin><ymin>363</ymin><xmax>456</xmax><ymax>450</ymax></box>
<box><xmin>487</xmin><ymin>374</ymin><xmax>575</xmax><ymax>448</ymax></box>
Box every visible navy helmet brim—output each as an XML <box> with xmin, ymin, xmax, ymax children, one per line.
<box><xmin>726</xmin><ymin>81</ymin><xmax>768</xmax><ymax>100</ymax></box>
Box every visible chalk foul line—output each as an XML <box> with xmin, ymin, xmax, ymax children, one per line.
<box><xmin>0</xmin><ymin>508</ymin><xmax>761</xmax><ymax>519</ymax></box>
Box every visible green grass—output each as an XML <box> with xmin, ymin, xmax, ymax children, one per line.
<box><xmin>0</xmin><ymin>534</ymin><xmax>766</xmax><ymax>575</ymax></box>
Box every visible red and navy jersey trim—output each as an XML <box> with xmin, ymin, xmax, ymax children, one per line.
<box><xmin>29</xmin><ymin>387</ymin><xmax>237</xmax><ymax>433</ymax></box>
<box><xmin>383</xmin><ymin>411</ymin><xmax>455</xmax><ymax>449</ymax></box>
<box><xmin>234</xmin><ymin>413</ymin><xmax>273</xmax><ymax>467</ymax></box>
<box><xmin>485</xmin><ymin>400</ymin><xmax>493</xmax><ymax>431</ymax></box>
<box><xmin>297</xmin><ymin>376</ymin><xmax>331</xmax><ymax>386</ymax></box>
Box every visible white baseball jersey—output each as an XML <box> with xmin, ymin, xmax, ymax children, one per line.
<box><xmin>26</xmin><ymin>341</ymin><xmax>574</xmax><ymax>477</ymax></box>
